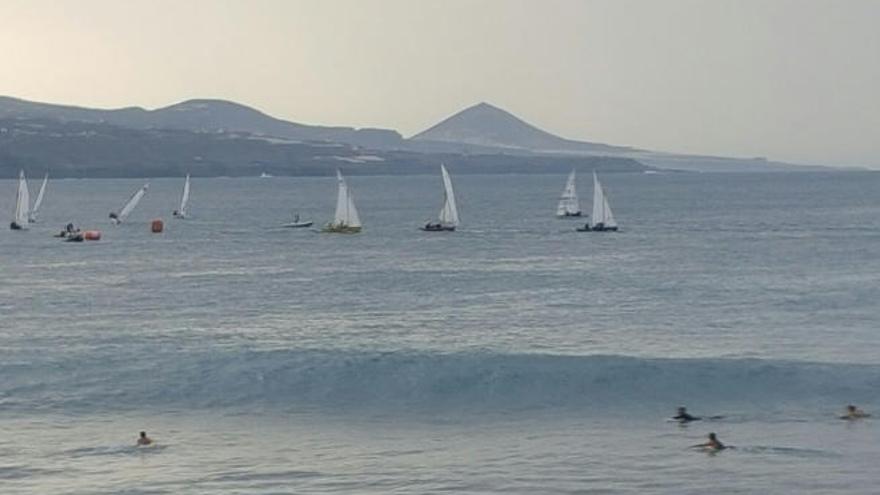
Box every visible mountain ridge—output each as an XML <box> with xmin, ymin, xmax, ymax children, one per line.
<box><xmin>411</xmin><ymin>102</ymin><xmax>634</xmax><ymax>155</ymax></box>
<box><xmin>0</xmin><ymin>95</ymin><xmax>841</xmax><ymax>172</ymax></box>
<box><xmin>0</xmin><ymin>96</ymin><xmax>404</xmax><ymax>148</ymax></box>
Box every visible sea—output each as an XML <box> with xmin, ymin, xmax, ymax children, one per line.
<box><xmin>1</xmin><ymin>171</ymin><xmax>879</xmax><ymax>494</ymax></box>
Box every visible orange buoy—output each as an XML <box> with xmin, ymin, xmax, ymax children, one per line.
<box><xmin>83</xmin><ymin>230</ymin><xmax>101</xmax><ymax>241</ymax></box>
<box><xmin>151</xmin><ymin>219</ymin><xmax>164</xmax><ymax>233</ymax></box>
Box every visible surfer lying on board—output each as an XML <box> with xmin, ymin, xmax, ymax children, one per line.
<box><xmin>136</xmin><ymin>431</ymin><xmax>154</xmax><ymax>446</ymax></box>
<box><xmin>841</xmin><ymin>404</ymin><xmax>870</xmax><ymax>420</ymax></box>
<box><xmin>673</xmin><ymin>406</ymin><xmax>701</xmax><ymax>423</ymax></box>
<box><xmin>691</xmin><ymin>433</ymin><xmax>728</xmax><ymax>452</ymax></box>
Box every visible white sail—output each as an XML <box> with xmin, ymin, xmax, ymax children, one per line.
<box><xmin>590</xmin><ymin>172</ymin><xmax>617</xmax><ymax>228</ymax></box>
<box><xmin>437</xmin><ymin>164</ymin><xmax>460</xmax><ymax>227</ymax></box>
<box><xmin>13</xmin><ymin>170</ymin><xmax>29</xmax><ymax>229</ymax></box>
<box><xmin>333</xmin><ymin>170</ymin><xmax>361</xmax><ymax>228</ymax></box>
<box><xmin>29</xmin><ymin>173</ymin><xmax>48</xmax><ymax>222</ymax></box>
<box><xmin>114</xmin><ymin>183</ymin><xmax>149</xmax><ymax>224</ymax></box>
<box><xmin>177</xmin><ymin>174</ymin><xmax>191</xmax><ymax>217</ymax></box>
<box><xmin>556</xmin><ymin>169</ymin><xmax>580</xmax><ymax>216</ymax></box>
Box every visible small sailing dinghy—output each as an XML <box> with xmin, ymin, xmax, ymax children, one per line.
<box><xmin>173</xmin><ymin>174</ymin><xmax>191</xmax><ymax>218</ymax></box>
<box><xmin>556</xmin><ymin>169</ymin><xmax>582</xmax><ymax>217</ymax></box>
<box><xmin>322</xmin><ymin>170</ymin><xmax>362</xmax><ymax>233</ymax></box>
<box><xmin>10</xmin><ymin>170</ymin><xmax>29</xmax><ymax>230</ymax></box>
<box><xmin>577</xmin><ymin>172</ymin><xmax>618</xmax><ymax>232</ymax></box>
<box><xmin>282</xmin><ymin>213</ymin><xmax>313</xmax><ymax>228</ymax></box>
<box><xmin>110</xmin><ymin>183</ymin><xmax>149</xmax><ymax>225</ymax></box>
<box><xmin>422</xmin><ymin>164</ymin><xmax>460</xmax><ymax>231</ymax></box>
<box><xmin>28</xmin><ymin>173</ymin><xmax>48</xmax><ymax>223</ymax></box>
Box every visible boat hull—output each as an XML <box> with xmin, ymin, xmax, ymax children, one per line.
<box><xmin>557</xmin><ymin>211</ymin><xmax>582</xmax><ymax>218</ymax></box>
<box><xmin>10</xmin><ymin>222</ymin><xmax>25</xmax><ymax>230</ymax></box>
<box><xmin>577</xmin><ymin>224</ymin><xmax>618</xmax><ymax>232</ymax></box>
<box><xmin>321</xmin><ymin>224</ymin><xmax>361</xmax><ymax>234</ymax></box>
<box><xmin>282</xmin><ymin>221</ymin><xmax>314</xmax><ymax>228</ymax></box>
<box><xmin>420</xmin><ymin>224</ymin><xmax>455</xmax><ymax>232</ymax></box>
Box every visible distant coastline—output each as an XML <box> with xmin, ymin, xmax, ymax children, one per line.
<box><xmin>0</xmin><ymin>95</ymin><xmax>844</xmax><ymax>177</ymax></box>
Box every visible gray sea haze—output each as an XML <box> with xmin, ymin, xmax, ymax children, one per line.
<box><xmin>1</xmin><ymin>172</ymin><xmax>879</xmax><ymax>494</ymax></box>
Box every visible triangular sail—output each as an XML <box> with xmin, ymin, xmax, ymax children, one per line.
<box><xmin>437</xmin><ymin>164</ymin><xmax>460</xmax><ymax>227</ymax></box>
<box><xmin>178</xmin><ymin>174</ymin><xmax>191</xmax><ymax>216</ymax></box>
<box><xmin>29</xmin><ymin>173</ymin><xmax>48</xmax><ymax>222</ymax></box>
<box><xmin>333</xmin><ymin>170</ymin><xmax>361</xmax><ymax>227</ymax></box>
<box><xmin>116</xmin><ymin>183</ymin><xmax>149</xmax><ymax>223</ymax></box>
<box><xmin>590</xmin><ymin>172</ymin><xmax>617</xmax><ymax>228</ymax></box>
<box><xmin>557</xmin><ymin>169</ymin><xmax>580</xmax><ymax>216</ymax></box>
<box><xmin>13</xmin><ymin>170</ymin><xmax>29</xmax><ymax>228</ymax></box>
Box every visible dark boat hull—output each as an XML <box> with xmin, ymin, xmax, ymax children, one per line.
<box><xmin>420</xmin><ymin>224</ymin><xmax>455</xmax><ymax>232</ymax></box>
<box><xmin>577</xmin><ymin>224</ymin><xmax>618</xmax><ymax>232</ymax></box>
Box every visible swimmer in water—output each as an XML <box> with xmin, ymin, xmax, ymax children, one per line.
<box><xmin>841</xmin><ymin>404</ymin><xmax>870</xmax><ymax>420</ymax></box>
<box><xmin>673</xmin><ymin>406</ymin><xmax>701</xmax><ymax>423</ymax></box>
<box><xmin>137</xmin><ymin>431</ymin><xmax>153</xmax><ymax>446</ymax></box>
<box><xmin>691</xmin><ymin>432</ymin><xmax>726</xmax><ymax>451</ymax></box>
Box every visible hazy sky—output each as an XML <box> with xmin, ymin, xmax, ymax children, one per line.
<box><xmin>1</xmin><ymin>0</ymin><xmax>878</xmax><ymax>167</ymax></box>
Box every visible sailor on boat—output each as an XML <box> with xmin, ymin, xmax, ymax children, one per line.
<box><xmin>56</xmin><ymin>222</ymin><xmax>76</xmax><ymax>237</ymax></box>
<box><xmin>56</xmin><ymin>222</ymin><xmax>83</xmax><ymax>241</ymax></box>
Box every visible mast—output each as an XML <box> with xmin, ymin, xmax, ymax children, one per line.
<box><xmin>179</xmin><ymin>174</ymin><xmax>191</xmax><ymax>215</ymax></box>
<box><xmin>590</xmin><ymin>172</ymin><xmax>616</xmax><ymax>228</ymax></box>
<box><xmin>116</xmin><ymin>183</ymin><xmax>149</xmax><ymax>223</ymax></box>
<box><xmin>13</xmin><ymin>170</ymin><xmax>29</xmax><ymax>229</ymax></box>
<box><xmin>333</xmin><ymin>170</ymin><xmax>361</xmax><ymax>228</ymax></box>
<box><xmin>557</xmin><ymin>169</ymin><xmax>579</xmax><ymax>216</ymax></box>
<box><xmin>29</xmin><ymin>173</ymin><xmax>48</xmax><ymax>222</ymax></box>
<box><xmin>437</xmin><ymin>164</ymin><xmax>460</xmax><ymax>227</ymax></box>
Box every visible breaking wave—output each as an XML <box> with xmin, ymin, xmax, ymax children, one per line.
<box><xmin>3</xmin><ymin>350</ymin><xmax>878</xmax><ymax>414</ymax></box>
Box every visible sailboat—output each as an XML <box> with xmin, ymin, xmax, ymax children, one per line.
<box><xmin>577</xmin><ymin>172</ymin><xmax>618</xmax><ymax>232</ymax></box>
<box><xmin>173</xmin><ymin>174</ymin><xmax>191</xmax><ymax>219</ymax></box>
<box><xmin>28</xmin><ymin>173</ymin><xmax>48</xmax><ymax>223</ymax></box>
<box><xmin>422</xmin><ymin>164</ymin><xmax>460</xmax><ymax>231</ymax></box>
<box><xmin>556</xmin><ymin>169</ymin><xmax>581</xmax><ymax>217</ymax></box>
<box><xmin>10</xmin><ymin>170</ymin><xmax>29</xmax><ymax>230</ymax></box>
<box><xmin>282</xmin><ymin>212</ymin><xmax>313</xmax><ymax>228</ymax></box>
<box><xmin>110</xmin><ymin>183</ymin><xmax>149</xmax><ymax>225</ymax></box>
<box><xmin>321</xmin><ymin>170</ymin><xmax>362</xmax><ymax>233</ymax></box>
